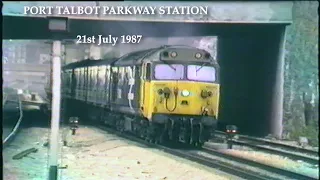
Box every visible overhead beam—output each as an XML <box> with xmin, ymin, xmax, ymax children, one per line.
<box><xmin>3</xmin><ymin>1</ymin><xmax>293</xmax><ymax>23</ymax></box>
<box><xmin>3</xmin><ymin>15</ymin><xmax>290</xmax><ymax>40</ymax></box>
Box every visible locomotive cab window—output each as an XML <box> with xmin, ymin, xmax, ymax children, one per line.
<box><xmin>187</xmin><ymin>65</ymin><xmax>216</xmax><ymax>82</ymax></box>
<box><xmin>152</xmin><ymin>63</ymin><xmax>217</xmax><ymax>82</ymax></box>
<box><xmin>154</xmin><ymin>64</ymin><xmax>184</xmax><ymax>80</ymax></box>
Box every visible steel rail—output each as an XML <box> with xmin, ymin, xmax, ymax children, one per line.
<box><xmin>96</xmin><ymin>125</ymin><xmax>295</xmax><ymax>180</ymax></box>
<box><xmin>3</xmin><ymin>95</ymin><xmax>23</xmax><ymax>146</ymax></box>
<box><xmin>215</xmin><ymin>131</ymin><xmax>318</xmax><ymax>156</ymax></box>
<box><xmin>202</xmin><ymin>146</ymin><xmax>318</xmax><ymax>180</ymax></box>
<box><xmin>231</xmin><ymin>140</ymin><xmax>319</xmax><ymax>165</ymax></box>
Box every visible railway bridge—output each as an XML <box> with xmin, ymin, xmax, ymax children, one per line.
<box><xmin>2</xmin><ymin>1</ymin><xmax>293</xmax><ymax>138</ymax></box>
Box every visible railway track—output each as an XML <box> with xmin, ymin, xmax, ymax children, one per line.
<box><xmin>214</xmin><ymin>131</ymin><xmax>319</xmax><ymax>165</ymax></box>
<box><xmin>3</xmin><ymin>95</ymin><xmax>23</xmax><ymax>148</ymax></box>
<box><xmin>202</xmin><ymin>145</ymin><xmax>318</xmax><ymax>180</ymax></box>
<box><xmin>96</xmin><ymin>124</ymin><xmax>317</xmax><ymax>180</ymax></box>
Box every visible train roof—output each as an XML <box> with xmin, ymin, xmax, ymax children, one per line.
<box><xmin>114</xmin><ymin>45</ymin><xmax>213</xmax><ymax>66</ymax></box>
<box><xmin>113</xmin><ymin>48</ymin><xmax>158</xmax><ymax>66</ymax></box>
<box><xmin>63</xmin><ymin>45</ymin><xmax>216</xmax><ymax>69</ymax></box>
<box><xmin>62</xmin><ymin>58</ymin><xmax>118</xmax><ymax>70</ymax></box>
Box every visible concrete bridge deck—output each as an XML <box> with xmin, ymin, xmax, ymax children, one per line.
<box><xmin>3</xmin><ymin>2</ymin><xmax>292</xmax><ymax>39</ymax></box>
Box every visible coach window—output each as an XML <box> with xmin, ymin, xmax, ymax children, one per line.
<box><xmin>103</xmin><ymin>67</ymin><xmax>109</xmax><ymax>90</ymax></box>
<box><xmin>68</xmin><ymin>71</ymin><xmax>71</xmax><ymax>87</ymax></box>
<box><xmin>86</xmin><ymin>67</ymin><xmax>90</xmax><ymax>89</ymax></box>
<box><xmin>84</xmin><ymin>68</ymin><xmax>88</xmax><ymax>90</ymax></box>
<box><xmin>112</xmin><ymin>67</ymin><xmax>119</xmax><ymax>101</ymax></box>
<box><xmin>66</xmin><ymin>71</ymin><xmax>70</xmax><ymax>88</ymax></box>
<box><xmin>61</xmin><ymin>72</ymin><xmax>65</xmax><ymax>86</ymax></box>
<box><xmin>78</xmin><ymin>69</ymin><xmax>81</xmax><ymax>89</ymax></box>
<box><xmin>65</xmin><ymin>71</ymin><xmax>69</xmax><ymax>87</ymax></box>
<box><xmin>80</xmin><ymin>68</ymin><xmax>83</xmax><ymax>89</ymax></box>
<box><xmin>82</xmin><ymin>68</ymin><xmax>84</xmax><ymax>89</ymax></box>
<box><xmin>68</xmin><ymin>72</ymin><xmax>72</xmax><ymax>92</ymax></box>
<box><xmin>74</xmin><ymin>70</ymin><xmax>78</xmax><ymax>89</ymax></box>
<box><xmin>79</xmin><ymin>69</ymin><xmax>82</xmax><ymax>89</ymax></box>
<box><xmin>96</xmin><ymin>67</ymin><xmax>101</xmax><ymax>89</ymax></box>
<box><xmin>74</xmin><ymin>70</ymin><xmax>78</xmax><ymax>88</ymax></box>
<box><xmin>93</xmin><ymin>66</ymin><xmax>98</xmax><ymax>89</ymax></box>
<box><xmin>87</xmin><ymin>67</ymin><xmax>90</xmax><ymax>90</ymax></box>
<box><xmin>100</xmin><ymin>67</ymin><xmax>106</xmax><ymax>89</ymax></box>
<box><xmin>76</xmin><ymin>69</ymin><xmax>80</xmax><ymax>88</ymax></box>
<box><xmin>90</xmin><ymin>67</ymin><xmax>95</xmax><ymax>90</ymax></box>
<box><xmin>119</xmin><ymin>67</ymin><xmax>125</xmax><ymax>86</ymax></box>
<box><xmin>145</xmin><ymin>63</ymin><xmax>151</xmax><ymax>81</ymax></box>
<box><xmin>80</xmin><ymin>68</ymin><xmax>84</xmax><ymax>90</ymax></box>
<box><xmin>76</xmin><ymin>69</ymin><xmax>79</xmax><ymax>88</ymax></box>
<box><xmin>92</xmin><ymin>67</ymin><xmax>96</xmax><ymax>89</ymax></box>
<box><xmin>63</xmin><ymin>72</ymin><xmax>66</xmax><ymax>89</ymax></box>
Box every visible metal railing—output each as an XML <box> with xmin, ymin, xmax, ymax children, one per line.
<box><xmin>3</xmin><ymin>94</ymin><xmax>23</xmax><ymax>145</ymax></box>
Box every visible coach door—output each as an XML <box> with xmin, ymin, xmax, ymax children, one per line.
<box><xmin>140</xmin><ymin>62</ymin><xmax>151</xmax><ymax>117</ymax></box>
<box><xmin>71</xmin><ymin>69</ymin><xmax>76</xmax><ymax>98</ymax></box>
<box><xmin>131</xmin><ymin>66</ymin><xmax>141</xmax><ymax>109</ymax></box>
<box><xmin>111</xmin><ymin>67</ymin><xmax>119</xmax><ymax>103</ymax></box>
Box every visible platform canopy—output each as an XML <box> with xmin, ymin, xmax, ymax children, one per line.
<box><xmin>3</xmin><ymin>1</ymin><xmax>293</xmax><ymax>39</ymax></box>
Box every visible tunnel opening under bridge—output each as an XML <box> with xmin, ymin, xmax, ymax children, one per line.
<box><xmin>215</xmin><ymin>25</ymin><xmax>286</xmax><ymax>137</ymax></box>
<box><xmin>3</xmin><ymin>15</ymin><xmax>289</xmax><ymax>138</ymax></box>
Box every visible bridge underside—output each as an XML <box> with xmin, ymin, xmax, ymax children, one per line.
<box><xmin>2</xmin><ymin>2</ymin><xmax>291</xmax><ymax>138</ymax></box>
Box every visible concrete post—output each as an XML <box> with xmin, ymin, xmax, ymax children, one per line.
<box><xmin>270</xmin><ymin>27</ymin><xmax>287</xmax><ymax>139</ymax></box>
<box><xmin>49</xmin><ymin>40</ymin><xmax>61</xmax><ymax>180</ymax></box>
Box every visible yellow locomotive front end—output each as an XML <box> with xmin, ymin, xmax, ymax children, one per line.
<box><xmin>151</xmin><ymin>81</ymin><xmax>219</xmax><ymax>123</ymax></box>
<box><xmin>141</xmin><ymin>47</ymin><xmax>219</xmax><ymax>146</ymax></box>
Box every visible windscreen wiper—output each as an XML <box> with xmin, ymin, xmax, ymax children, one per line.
<box><xmin>196</xmin><ymin>63</ymin><xmax>207</xmax><ymax>72</ymax></box>
<box><xmin>163</xmin><ymin>61</ymin><xmax>176</xmax><ymax>71</ymax></box>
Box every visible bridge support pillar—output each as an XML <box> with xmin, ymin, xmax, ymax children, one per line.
<box><xmin>270</xmin><ymin>26</ymin><xmax>287</xmax><ymax>139</ymax></box>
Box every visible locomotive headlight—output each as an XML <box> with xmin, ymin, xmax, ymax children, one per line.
<box><xmin>195</xmin><ymin>52</ymin><xmax>202</xmax><ymax>59</ymax></box>
<box><xmin>162</xmin><ymin>51</ymin><xmax>169</xmax><ymax>57</ymax></box>
<box><xmin>171</xmin><ymin>51</ymin><xmax>177</xmax><ymax>58</ymax></box>
<box><xmin>181</xmin><ymin>90</ymin><xmax>190</xmax><ymax>97</ymax></box>
<box><xmin>204</xmin><ymin>53</ymin><xmax>211</xmax><ymax>59</ymax></box>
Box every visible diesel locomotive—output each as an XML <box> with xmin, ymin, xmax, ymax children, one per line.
<box><xmin>47</xmin><ymin>45</ymin><xmax>220</xmax><ymax>146</ymax></box>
